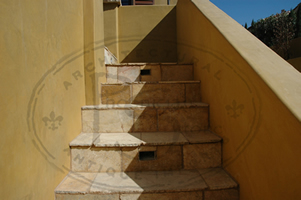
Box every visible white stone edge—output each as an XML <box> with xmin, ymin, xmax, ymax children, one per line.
<box><xmin>101</xmin><ymin>80</ymin><xmax>201</xmax><ymax>85</ymax></box>
<box><xmin>69</xmin><ymin>131</ymin><xmax>223</xmax><ymax>147</ymax></box>
<box><xmin>81</xmin><ymin>102</ymin><xmax>209</xmax><ymax>110</ymax></box>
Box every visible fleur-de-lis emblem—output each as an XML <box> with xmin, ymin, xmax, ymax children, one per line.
<box><xmin>225</xmin><ymin>100</ymin><xmax>244</xmax><ymax>119</ymax></box>
<box><xmin>42</xmin><ymin>111</ymin><xmax>63</xmax><ymax>130</ymax></box>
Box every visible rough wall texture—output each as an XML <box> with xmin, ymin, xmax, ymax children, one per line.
<box><xmin>177</xmin><ymin>0</ymin><xmax>301</xmax><ymax>199</ymax></box>
<box><xmin>0</xmin><ymin>0</ymin><xmax>85</xmax><ymax>199</ymax></box>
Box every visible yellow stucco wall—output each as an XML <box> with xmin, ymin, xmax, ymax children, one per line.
<box><xmin>104</xmin><ymin>3</ymin><xmax>119</xmax><ymax>60</ymax></box>
<box><xmin>0</xmin><ymin>0</ymin><xmax>89</xmax><ymax>199</ymax></box>
<box><xmin>118</xmin><ymin>5</ymin><xmax>177</xmax><ymax>63</ymax></box>
<box><xmin>84</xmin><ymin>0</ymin><xmax>106</xmax><ymax>105</ymax></box>
<box><xmin>177</xmin><ymin>0</ymin><xmax>301</xmax><ymax>199</ymax></box>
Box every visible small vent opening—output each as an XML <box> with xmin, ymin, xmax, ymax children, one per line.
<box><xmin>140</xmin><ymin>69</ymin><xmax>151</xmax><ymax>76</ymax></box>
<box><xmin>139</xmin><ymin>151</ymin><xmax>156</xmax><ymax>161</ymax></box>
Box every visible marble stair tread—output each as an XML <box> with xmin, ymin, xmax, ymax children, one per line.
<box><xmin>101</xmin><ymin>80</ymin><xmax>201</xmax><ymax>85</ymax></box>
<box><xmin>182</xmin><ymin>131</ymin><xmax>222</xmax><ymax>144</ymax></box>
<box><xmin>94</xmin><ymin>132</ymin><xmax>188</xmax><ymax>147</ymax></box>
<box><xmin>82</xmin><ymin>102</ymin><xmax>209</xmax><ymax>110</ymax></box>
<box><xmin>55</xmin><ymin>172</ymin><xmax>97</xmax><ymax>194</ymax></box>
<box><xmin>197</xmin><ymin>168</ymin><xmax>238</xmax><ymax>190</ymax></box>
<box><xmin>69</xmin><ymin>131</ymin><xmax>221</xmax><ymax>147</ymax></box>
<box><xmin>106</xmin><ymin>63</ymin><xmax>194</xmax><ymax>83</ymax></box>
<box><xmin>55</xmin><ymin>170</ymin><xmax>207</xmax><ymax>195</ymax></box>
<box><xmin>69</xmin><ymin>133</ymin><xmax>100</xmax><ymax>147</ymax></box>
<box><xmin>106</xmin><ymin>63</ymin><xmax>186</xmax><ymax>66</ymax></box>
<box><xmin>106</xmin><ymin>63</ymin><xmax>155</xmax><ymax>66</ymax></box>
<box><xmin>55</xmin><ymin>168</ymin><xmax>238</xmax><ymax>195</ymax></box>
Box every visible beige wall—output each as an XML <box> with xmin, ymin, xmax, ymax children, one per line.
<box><xmin>0</xmin><ymin>0</ymin><xmax>89</xmax><ymax>199</ymax></box>
<box><xmin>118</xmin><ymin>5</ymin><xmax>177</xmax><ymax>63</ymax></box>
<box><xmin>177</xmin><ymin>0</ymin><xmax>301</xmax><ymax>199</ymax></box>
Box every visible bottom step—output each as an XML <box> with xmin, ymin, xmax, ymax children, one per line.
<box><xmin>55</xmin><ymin>168</ymin><xmax>238</xmax><ymax>200</ymax></box>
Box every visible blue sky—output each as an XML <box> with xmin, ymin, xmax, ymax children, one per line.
<box><xmin>210</xmin><ymin>0</ymin><xmax>301</xmax><ymax>27</ymax></box>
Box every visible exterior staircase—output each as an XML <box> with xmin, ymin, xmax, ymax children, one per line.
<box><xmin>55</xmin><ymin>63</ymin><xmax>239</xmax><ymax>200</ymax></box>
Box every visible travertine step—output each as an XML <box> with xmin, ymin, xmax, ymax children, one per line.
<box><xmin>106</xmin><ymin>63</ymin><xmax>194</xmax><ymax>83</ymax></box>
<box><xmin>55</xmin><ymin>168</ymin><xmax>238</xmax><ymax>200</ymax></box>
<box><xmin>82</xmin><ymin>103</ymin><xmax>209</xmax><ymax>133</ymax></box>
<box><xmin>69</xmin><ymin>131</ymin><xmax>222</xmax><ymax>172</ymax></box>
<box><xmin>101</xmin><ymin>81</ymin><xmax>201</xmax><ymax>104</ymax></box>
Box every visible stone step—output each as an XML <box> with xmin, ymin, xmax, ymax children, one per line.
<box><xmin>106</xmin><ymin>63</ymin><xmax>194</xmax><ymax>83</ymax></box>
<box><xmin>55</xmin><ymin>168</ymin><xmax>239</xmax><ymax>200</ymax></box>
<box><xmin>101</xmin><ymin>81</ymin><xmax>201</xmax><ymax>104</ymax></box>
<box><xmin>69</xmin><ymin>131</ymin><xmax>222</xmax><ymax>172</ymax></box>
<box><xmin>82</xmin><ymin>103</ymin><xmax>209</xmax><ymax>133</ymax></box>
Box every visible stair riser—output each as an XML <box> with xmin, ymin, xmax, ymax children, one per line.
<box><xmin>82</xmin><ymin>107</ymin><xmax>209</xmax><ymax>133</ymax></box>
<box><xmin>106</xmin><ymin>64</ymin><xmax>194</xmax><ymax>83</ymax></box>
<box><xmin>56</xmin><ymin>194</ymin><xmax>118</xmax><ymax>200</ymax></box>
<box><xmin>56</xmin><ymin>189</ymin><xmax>239</xmax><ymax>200</ymax></box>
<box><xmin>101</xmin><ymin>83</ymin><xmax>201</xmax><ymax>104</ymax></box>
<box><xmin>70</xmin><ymin>143</ymin><xmax>221</xmax><ymax>172</ymax></box>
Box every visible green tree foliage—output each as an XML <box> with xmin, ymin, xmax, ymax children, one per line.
<box><xmin>248</xmin><ymin>4</ymin><xmax>300</xmax><ymax>59</ymax></box>
<box><xmin>296</xmin><ymin>3</ymin><xmax>301</xmax><ymax>38</ymax></box>
<box><xmin>272</xmin><ymin>10</ymin><xmax>296</xmax><ymax>59</ymax></box>
<box><xmin>248</xmin><ymin>15</ymin><xmax>278</xmax><ymax>47</ymax></box>
<box><xmin>251</xmin><ymin>19</ymin><xmax>255</xmax><ymax>27</ymax></box>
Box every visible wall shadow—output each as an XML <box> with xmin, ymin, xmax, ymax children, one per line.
<box><xmin>121</xmin><ymin>7</ymin><xmax>177</xmax><ymax>63</ymax></box>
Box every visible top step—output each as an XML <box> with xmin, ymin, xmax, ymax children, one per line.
<box><xmin>106</xmin><ymin>63</ymin><xmax>194</xmax><ymax>83</ymax></box>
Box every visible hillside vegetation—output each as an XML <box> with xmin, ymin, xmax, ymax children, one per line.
<box><xmin>248</xmin><ymin>3</ymin><xmax>301</xmax><ymax>59</ymax></box>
